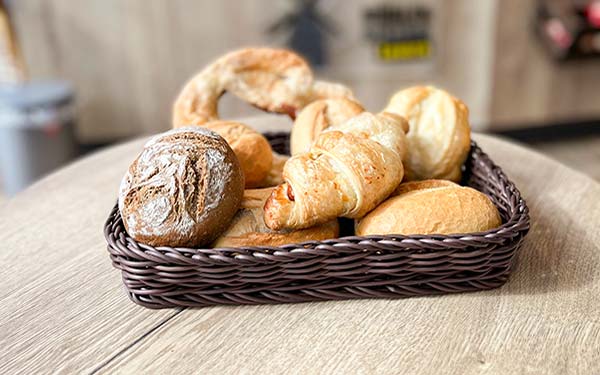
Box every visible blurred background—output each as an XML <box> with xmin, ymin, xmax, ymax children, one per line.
<box><xmin>0</xmin><ymin>0</ymin><xmax>599</xmax><ymax>198</ymax></box>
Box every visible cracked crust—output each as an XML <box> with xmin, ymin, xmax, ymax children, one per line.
<box><xmin>118</xmin><ymin>127</ymin><xmax>244</xmax><ymax>247</ymax></box>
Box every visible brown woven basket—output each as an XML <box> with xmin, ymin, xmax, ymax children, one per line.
<box><xmin>104</xmin><ymin>132</ymin><xmax>530</xmax><ymax>309</ymax></box>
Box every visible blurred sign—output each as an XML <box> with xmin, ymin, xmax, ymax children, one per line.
<box><xmin>268</xmin><ymin>0</ymin><xmax>336</xmax><ymax>67</ymax></box>
<box><xmin>535</xmin><ymin>0</ymin><xmax>600</xmax><ymax>60</ymax></box>
<box><xmin>378</xmin><ymin>40</ymin><xmax>430</xmax><ymax>61</ymax></box>
<box><xmin>364</xmin><ymin>5</ymin><xmax>432</xmax><ymax>62</ymax></box>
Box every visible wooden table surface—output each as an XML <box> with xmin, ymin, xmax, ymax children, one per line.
<box><xmin>1</xmin><ymin>117</ymin><xmax>599</xmax><ymax>374</ymax></box>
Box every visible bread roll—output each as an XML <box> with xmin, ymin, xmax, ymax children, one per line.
<box><xmin>119</xmin><ymin>127</ymin><xmax>244</xmax><ymax>247</ymax></box>
<box><xmin>291</xmin><ymin>98</ymin><xmax>364</xmax><ymax>155</ymax></box>
<box><xmin>392</xmin><ymin>179</ymin><xmax>457</xmax><ymax>196</ymax></box>
<box><xmin>383</xmin><ymin>86</ymin><xmax>471</xmax><ymax>182</ymax></box>
<box><xmin>199</xmin><ymin>121</ymin><xmax>273</xmax><ymax>188</ymax></box>
<box><xmin>213</xmin><ymin>188</ymin><xmax>339</xmax><ymax>247</ymax></box>
<box><xmin>356</xmin><ymin>180</ymin><xmax>501</xmax><ymax>236</ymax></box>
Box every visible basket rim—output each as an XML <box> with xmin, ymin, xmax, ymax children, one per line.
<box><xmin>105</xmin><ymin>140</ymin><xmax>530</xmax><ymax>259</ymax></box>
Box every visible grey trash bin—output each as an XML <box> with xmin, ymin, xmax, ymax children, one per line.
<box><xmin>0</xmin><ymin>81</ymin><xmax>77</xmax><ymax>196</ymax></box>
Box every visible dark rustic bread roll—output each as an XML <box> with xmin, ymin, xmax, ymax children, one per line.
<box><xmin>118</xmin><ymin>127</ymin><xmax>244</xmax><ymax>247</ymax></box>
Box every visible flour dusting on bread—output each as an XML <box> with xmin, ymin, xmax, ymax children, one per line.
<box><xmin>118</xmin><ymin>127</ymin><xmax>243</xmax><ymax>247</ymax></box>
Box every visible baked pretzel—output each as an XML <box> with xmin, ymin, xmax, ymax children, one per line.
<box><xmin>173</xmin><ymin>48</ymin><xmax>357</xmax><ymax>127</ymax></box>
<box><xmin>173</xmin><ymin>48</ymin><xmax>314</xmax><ymax>126</ymax></box>
<box><xmin>308</xmin><ymin>80</ymin><xmax>357</xmax><ymax>102</ymax></box>
<box><xmin>172</xmin><ymin>47</ymin><xmax>358</xmax><ymax>189</ymax></box>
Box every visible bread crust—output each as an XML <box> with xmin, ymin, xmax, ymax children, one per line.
<box><xmin>213</xmin><ymin>188</ymin><xmax>339</xmax><ymax>247</ymax></box>
<box><xmin>356</xmin><ymin>180</ymin><xmax>501</xmax><ymax>236</ymax></box>
<box><xmin>118</xmin><ymin>127</ymin><xmax>244</xmax><ymax>247</ymax></box>
<box><xmin>383</xmin><ymin>86</ymin><xmax>471</xmax><ymax>182</ymax></box>
<box><xmin>291</xmin><ymin>98</ymin><xmax>364</xmax><ymax>155</ymax></box>
<box><xmin>304</xmin><ymin>80</ymin><xmax>357</xmax><ymax>103</ymax></box>
<box><xmin>173</xmin><ymin>48</ymin><xmax>358</xmax><ymax>126</ymax></box>
<box><xmin>201</xmin><ymin>120</ymin><xmax>273</xmax><ymax>188</ymax></box>
<box><xmin>392</xmin><ymin>179</ymin><xmax>457</xmax><ymax>196</ymax></box>
<box><xmin>264</xmin><ymin>112</ymin><xmax>408</xmax><ymax>230</ymax></box>
<box><xmin>173</xmin><ymin>47</ymin><xmax>313</xmax><ymax>126</ymax></box>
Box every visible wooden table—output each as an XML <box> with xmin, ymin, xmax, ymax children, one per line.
<box><xmin>1</xmin><ymin>117</ymin><xmax>599</xmax><ymax>374</ymax></box>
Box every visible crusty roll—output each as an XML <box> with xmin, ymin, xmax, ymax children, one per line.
<box><xmin>383</xmin><ymin>86</ymin><xmax>471</xmax><ymax>182</ymax></box>
<box><xmin>213</xmin><ymin>188</ymin><xmax>339</xmax><ymax>248</ymax></box>
<box><xmin>290</xmin><ymin>98</ymin><xmax>364</xmax><ymax>155</ymax></box>
<box><xmin>392</xmin><ymin>179</ymin><xmax>456</xmax><ymax>196</ymax></box>
<box><xmin>356</xmin><ymin>180</ymin><xmax>502</xmax><ymax>236</ymax></box>
<box><xmin>119</xmin><ymin>127</ymin><xmax>244</xmax><ymax>247</ymax></box>
<box><xmin>201</xmin><ymin>121</ymin><xmax>273</xmax><ymax>188</ymax></box>
<box><xmin>264</xmin><ymin>112</ymin><xmax>408</xmax><ymax>230</ymax></box>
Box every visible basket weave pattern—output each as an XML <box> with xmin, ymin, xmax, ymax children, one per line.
<box><xmin>105</xmin><ymin>133</ymin><xmax>530</xmax><ymax>309</ymax></box>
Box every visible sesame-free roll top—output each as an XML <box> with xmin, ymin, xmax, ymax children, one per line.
<box><xmin>118</xmin><ymin>127</ymin><xmax>244</xmax><ymax>247</ymax></box>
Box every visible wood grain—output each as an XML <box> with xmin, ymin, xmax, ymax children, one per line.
<box><xmin>97</xmin><ymin>132</ymin><xmax>600</xmax><ymax>375</ymax></box>
<box><xmin>1</xmin><ymin>116</ymin><xmax>598</xmax><ymax>374</ymax></box>
<box><xmin>0</xmin><ymin>139</ymin><xmax>177</xmax><ymax>374</ymax></box>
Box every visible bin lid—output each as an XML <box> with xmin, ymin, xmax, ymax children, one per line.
<box><xmin>0</xmin><ymin>81</ymin><xmax>73</xmax><ymax>110</ymax></box>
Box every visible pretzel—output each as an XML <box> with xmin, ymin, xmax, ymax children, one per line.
<box><xmin>173</xmin><ymin>48</ymin><xmax>357</xmax><ymax>127</ymax></box>
<box><xmin>173</xmin><ymin>48</ymin><xmax>314</xmax><ymax>127</ymax></box>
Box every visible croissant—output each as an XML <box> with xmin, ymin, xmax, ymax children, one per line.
<box><xmin>264</xmin><ymin>112</ymin><xmax>408</xmax><ymax>230</ymax></box>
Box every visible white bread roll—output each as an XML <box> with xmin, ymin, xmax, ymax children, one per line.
<box><xmin>383</xmin><ymin>86</ymin><xmax>471</xmax><ymax>182</ymax></box>
<box><xmin>356</xmin><ymin>180</ymin><xmax>501</xmax><ymax>236</ymax></box>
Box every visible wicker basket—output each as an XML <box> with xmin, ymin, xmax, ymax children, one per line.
<box><xmin>104</xmin><ymin>133</ymin><xmax>530</xmax><ymax>309</ymax></box>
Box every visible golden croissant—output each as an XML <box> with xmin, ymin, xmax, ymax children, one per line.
<box><xmin>264</xmin><ymin>112</ymin><xmax>408</xmax><ymax>230</ymax></box>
